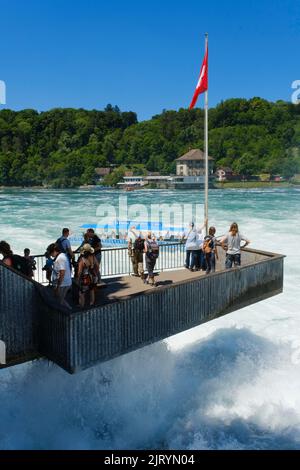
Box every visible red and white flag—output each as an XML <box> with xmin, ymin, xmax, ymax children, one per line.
<box><xmin>189</xmin><ymin>45</ymin><xmax>208</xmax><ymax>109</ymax></box>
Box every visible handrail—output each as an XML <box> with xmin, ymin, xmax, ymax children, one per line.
<box><xmin>32</xmin><ymin>241</ymin><xmax>185</xmax><ymax>258</ymax></box>
<box><xmin>3</xmin><ymin>241</ymin><xmax>281</xmax><ymax>287</ymax></box>
<box><xmin>29</xmin><ymin>242</ymin><xmax>186</xmax><ymax>285</ymax></box>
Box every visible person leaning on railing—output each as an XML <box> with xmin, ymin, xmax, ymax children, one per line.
<box><xmin>23</xmin><ymin>248</ymin><xmax>36</xmax><ymax>279</ymax></box>
<box><xmin>42</xmin><ymin>245</ymin><xmax>54</xmax><ymax>285</ymax></box>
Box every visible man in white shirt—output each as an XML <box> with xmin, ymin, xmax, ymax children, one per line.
<box><xmin>182</xmin><ymin>219</ymin><xmax>207</xmax><ymax>270</ymax></box>
<box><xmin>49</xmin><ymin>243</ymin><xmax>72</xmax><ymax>310</ymax></box>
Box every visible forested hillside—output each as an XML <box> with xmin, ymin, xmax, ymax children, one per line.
<box><xmin>1</xmin><ymin>98</ymin><xmax>300</xmax><ymax>187</ymax></box>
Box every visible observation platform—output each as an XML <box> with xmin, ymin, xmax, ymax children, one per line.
<box><xmin>0</xmin><ymin>246</ymin><xmax>284</xmax><ymax>374</ymax></box>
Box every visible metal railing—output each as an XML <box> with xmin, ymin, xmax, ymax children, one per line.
<box><xmin>32</xmin><ymin>242</ymin><xmax>186</xmax><ymax>285</ymax></box>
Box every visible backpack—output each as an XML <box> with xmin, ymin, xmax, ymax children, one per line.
<box><xmin>80</xmin><ymin>257</ymin><xmax>97</xmax><ymax>287</ymax></box>
<box><xmin>203</xmin><ymin>236</ymin><xmax>214</xmax><ymax>254</ymax></box>
<box><xmin>11</xmin><ymin>255</ymin><xmax>30</xmax><ymax>276</ymax></box>
<box><xmin>56</xmin><ymin>236</ymin><xmax>67</xmax><ymax>254</ymax></box>
<box><xmin>147</xmin><ymin>240</ymin><xmax>159</xmax><ymax>259</ymax></box>
<box><xmin>81</xmin><ymin>270</ymin><xmax>92</xmax><ymax>287</ymax></box>
<box><xmin>134</xmin><ymin>238</ymin><xmax>145</xmax><ymax>252</ymax></box>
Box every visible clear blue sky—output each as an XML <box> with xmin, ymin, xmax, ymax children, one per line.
<box><xmin>0</xmin><ymin>0</ymin><xmax>299</xmax><ymax>120</ymax></box>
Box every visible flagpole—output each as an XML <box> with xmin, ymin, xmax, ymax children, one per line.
<box><xmin>204</xmin><ymin>33</ymin><xmax>209</xmax><ymax>235</ymax></box>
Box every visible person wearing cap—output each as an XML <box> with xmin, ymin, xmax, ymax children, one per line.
<box><xmin>77</xmin><ymin>243</ymin><xmax>99</xmax><ymax>307</ymax></box>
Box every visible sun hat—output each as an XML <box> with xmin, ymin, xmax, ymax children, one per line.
<box><xmin>80</xmin><ymin>243</ymin><xmax>94</xmax><ymax>254</ymax></box>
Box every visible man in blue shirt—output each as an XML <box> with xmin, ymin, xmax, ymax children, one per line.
<box><xmin>56</xmin><ymin>228</ymin><xmax>75</xmax><ymax>267</ymax></box>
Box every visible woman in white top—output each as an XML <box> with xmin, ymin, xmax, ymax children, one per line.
<box><xmin>50</xmin><ymin>243</ymin><xmax>73</xmax><ymax>310</ymax></box>
<box><xmin>184</xmin><ymin>219</ymin><xmax>207</xmax><ymax>271</ymax></box>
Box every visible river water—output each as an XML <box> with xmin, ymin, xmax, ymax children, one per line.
<box><xmin>0</xmin><ymin>187</ymin><xmax>300</xmax><ymax>449</ymax></box>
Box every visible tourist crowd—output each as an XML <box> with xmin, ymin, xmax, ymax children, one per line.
<box><xmin>0</xmin><ymin>222</ymin><xmax>250</xmax><ymax>310</ymax></box>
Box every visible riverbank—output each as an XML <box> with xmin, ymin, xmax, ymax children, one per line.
<box><xmin>213</xmin><ymin>181</ymin><xmax>295</xmax><ymax>189</ymax></box>
<box><xmin>1</xmin><ymin>181</ymin><xmax>300</xmax><ymax>190</ymax></box>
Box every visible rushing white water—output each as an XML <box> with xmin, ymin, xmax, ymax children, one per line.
<box><xmin>0</xmin><ymin>187</ymin><xmax>300</xmax><ymax>450</ymax></box>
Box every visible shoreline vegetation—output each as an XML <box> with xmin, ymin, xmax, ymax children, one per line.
<box><xmin>1</xmin><ymin>98</ymin><xmax>300</xmax><ymax>189</ymax></box>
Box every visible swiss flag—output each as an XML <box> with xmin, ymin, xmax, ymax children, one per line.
<box><xmin>189</xmin><ymin>45</ymin><xmax>208</xmax><ymax>109</ymax></box>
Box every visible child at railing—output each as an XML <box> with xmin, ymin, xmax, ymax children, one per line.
<box><xmin>42</xmin><ymin>245</ymin><xmax>54</xmax><ymax>285</ymax></box>
<box><xmin>24</xmin><ymin>248</ymin><xmax>36</xmax><ymax>279</ymax></box>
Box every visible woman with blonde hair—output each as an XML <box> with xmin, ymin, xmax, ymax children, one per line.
<box><xmin>221</xmin><ymin>222</ymin><xmax>250</xmax><ymax>269</ymax></box>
